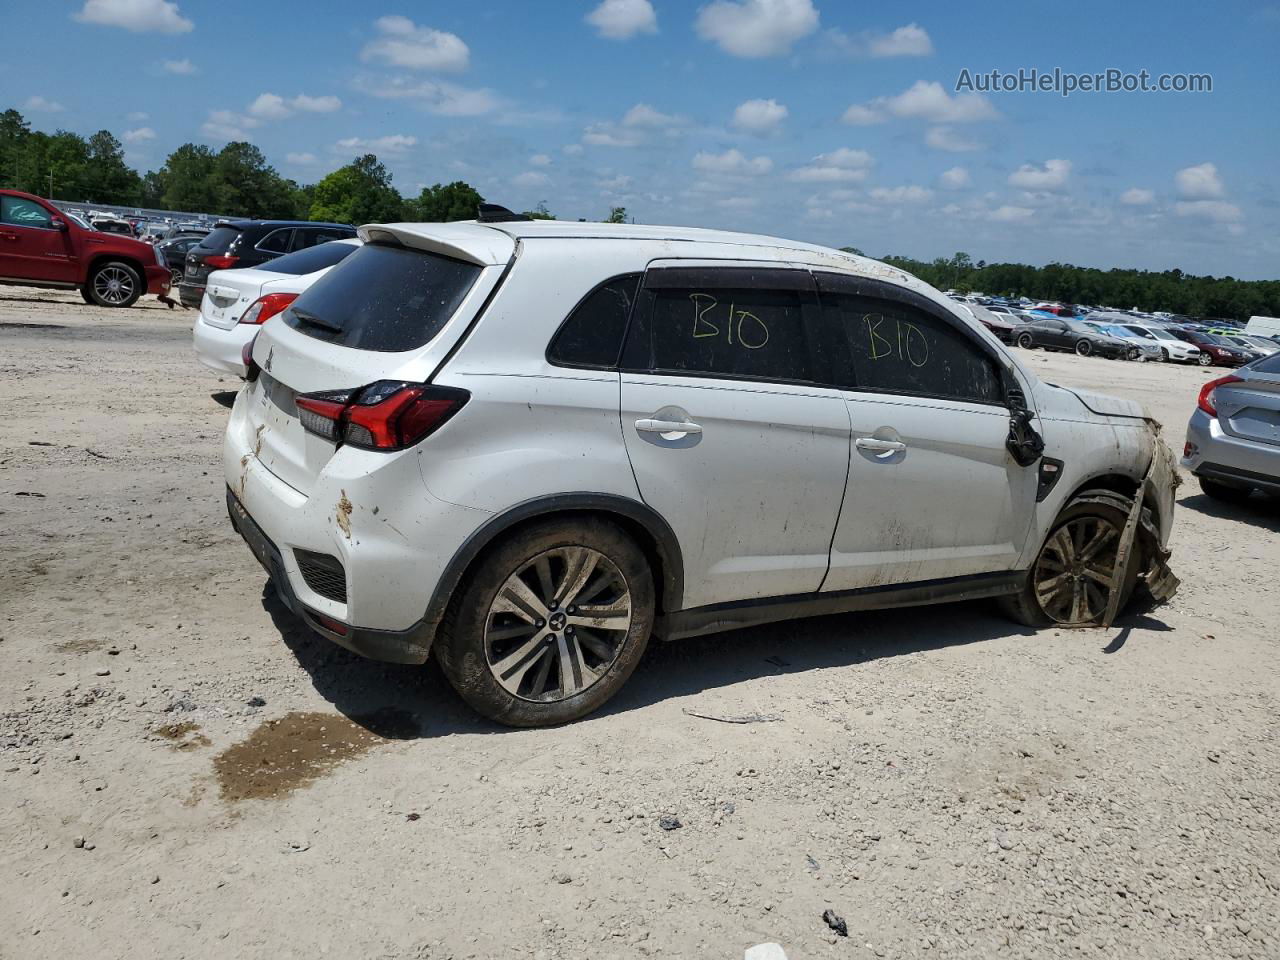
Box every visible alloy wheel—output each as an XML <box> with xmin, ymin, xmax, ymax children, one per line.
<box><xmin>1032</xmin><ymin>516</ymin><xmax>1121</xmax><ymax>624</ymax></box>
<box><xmin>93</xmin><ymin>265</ymin><xmax>136</xmax><ymax>306</ymax></box>
<box><xmin>1198</xmin><ymin>353</ymin><xmax>1212</xmax><ymax>366</ymax></box>
<box><xmin>484</xmin><ymin>546</ymin><xmax>632</xmax><ymax>702</ymax></box>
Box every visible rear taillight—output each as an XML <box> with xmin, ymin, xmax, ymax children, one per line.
<box><xmin>239</xmin><ymin>292</ymin><xmax>298</xmax><ymax>325</ymax></box>
<box><xmin>295</xmin><ymin>382</ymin><xmax>469</xmax><ymax>451</ymax></box>
<box><xmin>242</xmin><ymin>333</ymin><xmax>261</xmax><ymax>382</ymax></box>
<box><xmin>205</xmin><ymin>254</ymin><xmax>239</xmax><ymax>269</ymax></box>
<box><xmin>1197</xmin><ymin>374</ymin><xmax>1241</xmax><ymax>416</ymax></box>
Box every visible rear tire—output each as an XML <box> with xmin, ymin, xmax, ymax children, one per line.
<box><xmin>999</xmin><ymin>491</ymin><xmax>1141</xmax><ymax>628</ymax></box>
<box><xmin>435</xmin><ymin>517</ymin><xmax>655</xmax><ymax>727</ymax></box>
<box><xmin>1199</xmin><ymin>477</ymin><xmax>1254</xmax><ymax>504</ymax></box>
<box><xmin>86</xmin><ymin>260</ymin><xmax>142</xmax><ymax>308</ymax></box>
<box><xmin>1017</xmin><ymin>332</ymin><xmax>1034</xmax><ymax>349</ymax></box>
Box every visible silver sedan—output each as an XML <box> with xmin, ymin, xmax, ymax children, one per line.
<box><xmin>1182</xmin><ymin>354</ymin><xmax>1280</xmax><ymax>501</ymax></box>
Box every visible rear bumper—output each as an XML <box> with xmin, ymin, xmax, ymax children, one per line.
<box><xmin>144</xmin><ymin>265</ymin><xmax>171</xmax><ymax>297</ymax></box>
<box><xmin>226</xmin><ymin>488</ymin><xmax>435</xmax><ymax>664</ymax></box>
<box><xmin>193</xmin><ymin>311</ymin><xmax>251</xmax><ymax>377</ymax></box>
<box><xmin>1182</xmin><ymin>408</ymin><xmax>1280</xmax><ymax>489</ymax></box>
<box><xmin>179</xmin><ymin>283</ymin><xmax>204</xmax><ymax>307</ymax></box>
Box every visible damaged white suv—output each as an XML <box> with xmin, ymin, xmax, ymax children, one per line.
<box><xmin>225</xmin><ymin>212</ymin><xmax>1178</xmax><ymax>726</ymax></box>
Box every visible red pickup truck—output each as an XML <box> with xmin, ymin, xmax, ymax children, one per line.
<box><xmin>0</xmin><ymin>189</ymin><xmax>171</xmax><ymax>308</ymax></box>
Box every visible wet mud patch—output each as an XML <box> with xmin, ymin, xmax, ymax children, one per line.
<box><xmin>56</xmin><ymin>635</ymin><xmax>108</xmax><ymax>654</ymax></box>
<box><xmin>154</xmin><ymin>720</ymin><xmax>211</xmax><ymax>751</ymax></box>
<box><xmin>214</xmin><ymin>709</ymin><xmax>416</xmax><ymax>802</ymax></box>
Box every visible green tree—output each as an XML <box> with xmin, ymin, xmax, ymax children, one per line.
<box><xmin>84</xmin><ymin>130</ymin><xmax>140</xmax><ymax>205</ymax></box>
<box><xmin>0</xmin><ymin>109</ymin><xmax>32</xmax><ymax>188</ymax></box>
<box><xmin>411</xmin><ymin>180</ymin><xmax>483</xmax><ymax>221</ymax></box>
<box><xmin>160</xmin><ymin>143</ymin><xmax>219</xmax><ymax>212</ymax></box>
<box><xmin>605</xmin><ymin>206</ymin><xmax>627</xmax><ymax>223</ymax></box>
<box><xmin>211</xmin><ymin>142</ymin><xmax>295</xmax><ymax>219</ymax></box>
<box><xmin>523</xmin><ymin>200</ymin><xmax>555</xmax><ymax>220</ymax></box>
<box><xmin>838</xmin><ymin>246</ymin><xmax>864</xmax><ymax>256</ymax></box>
<box><xmin>139</xmin><ymin>170</ymin><xmax>166</xmax><ymax>207</ymax></box>
<box><xmin>309</xmin><ymin>154</ymin><xmax>404</xmax><ymax>224</ymax></box>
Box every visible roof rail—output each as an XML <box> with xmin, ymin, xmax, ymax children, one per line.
<box><xmin>476</xmin><ymin>203</ymin><xmax>531</xmax><ymax>223</ymax></box>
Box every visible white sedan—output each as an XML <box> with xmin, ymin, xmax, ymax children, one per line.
<box><xmin>1117</xmin><ymin>323</ymin><xmax>1203</xmax><ymax>364</ymax></box>
<box><xmin>193</xmin><ymin>239</ymin><xmax>361</xmax><ymax>377</ymax></box>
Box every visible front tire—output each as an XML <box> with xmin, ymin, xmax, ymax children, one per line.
<box><xmin>435</xmin><ymin>517</ymin><xmax>655</xmax><ymax>727</ymax></box>
<box><xmin>1159</xmin><ymin>347</ymin><xmax>1169</xmax><ymax>362</ymax></box>
<box><xmin>1017</xmin><ymin>332</ymin><xmax>1034</xmax><ymax>350</ymax></box>
<box><xmin>1197</xmin><ymin>352</ymin><xmax>1213</xmax><ymax>366</ymax></box>
<box><xmin>86</xmin><ymin>260</ymin><xmax>142</xmax><ymax>308</ymax></box>
<box><xmin>1075</xmin><ymin>340</ymin><xmax>1093</xmax><ymax>357</ymax></box>
<box><xmin>999</xmin><ymin>492</ymin><xmax>1140</xmax><ymax>627</ymax></box>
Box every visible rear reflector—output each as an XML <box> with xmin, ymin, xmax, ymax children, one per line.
<box><xmin>239</xmin><ymin>292</ymin><xmax>298</xmax><ymax>325</ymax></box>
<box><xmin>295</xmin><ymin>381</ymin><xmax>469</xmax><ymax>451</ymax></box>
<box><xmin>205</xmin><ymin>255</ymin><xmax>239</xmax><ymax>269</ymax></box>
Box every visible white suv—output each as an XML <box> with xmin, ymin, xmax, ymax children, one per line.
<box><xmin>224</xmin><ymin>216</ymin><xmax>1179</xmax><ymax>726</ymax></box>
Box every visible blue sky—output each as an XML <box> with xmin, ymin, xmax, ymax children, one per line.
<box><xmin>6</xmin><ymin>0</ymin><xmax>1279</xmax><ymax>278</ymax></box>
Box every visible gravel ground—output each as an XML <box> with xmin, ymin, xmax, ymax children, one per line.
<box><xmin>1</xmin><ymin>287</ymin><xmax>1277</xmax><ymax>960</ymax></box>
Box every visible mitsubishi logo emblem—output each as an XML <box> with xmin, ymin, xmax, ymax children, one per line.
<box><xmin>265</xmin><ymin>347</ymin><xmax>274</xmax><ymax>373</ymax></box>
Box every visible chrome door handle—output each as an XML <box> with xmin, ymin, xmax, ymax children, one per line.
<box><xmin>636</xmin><ymin>418</ymin><xmax>703</xmax><ymax>435</ymax></box>
<box><xmin>855</xmin><ymin>437</ymin><xmax>906</xmax><ymax>455</ymax></box>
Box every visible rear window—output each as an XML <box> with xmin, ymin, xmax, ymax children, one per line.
<box><xmin>1252</xmin><ymin>353</ymin><xmax>1280</xmax><ymax>374</ymax></box>
<box><xmin>264</xmin><ymin>241</ymin><xmax>357</xmax><ymax>276</ymax></box>
<box><xmin>283</xmin><ymin>243</ymin><xmax>481</xmax><ymax>352</ymax></box>
<box><xmin>198</xmin><ymin>226</ymin><xmax>242</xmax><ymax>253</ymax></box>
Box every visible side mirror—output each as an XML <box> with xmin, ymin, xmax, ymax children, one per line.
<box><xmin>51</xmin><ymin>217</ymin><xmax>69</xmax><ymax>232</ymax></box>
<box><xmin>1006</xmin><ymin>408</ymin><xmax>1044</xmax><ymax>467</ymax></box>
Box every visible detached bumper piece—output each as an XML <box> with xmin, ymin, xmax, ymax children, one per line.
<box><xmin>225</xmin><ymin>488</ymin><xmax>435</xmax><ymax>665</ymax></box>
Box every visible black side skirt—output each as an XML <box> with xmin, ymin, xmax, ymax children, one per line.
<box><xmin>655</xmin><ymin>571</ymin><xmax>1024</xmax><ymax>642</ymax></box>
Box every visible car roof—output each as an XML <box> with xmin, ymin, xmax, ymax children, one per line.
<box><xmin>365</xmin><ymin>218</ymin><xmax>909</xmax><ymax>280</ymax></box>
<box><xmin>216</xmin><ymin>219</ymin><xmax>353</xmax><ymax>230</ymax></box>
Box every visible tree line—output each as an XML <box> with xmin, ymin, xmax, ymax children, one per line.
<box><xmin>3</xmin><ymin>108</ymin><xmax>1271</xmax><ymax>319</ymax></box>
<box><xmin>869</xmin><ymin>251</ymin><xmax>1279</xmax><ymax>322</ymax></box>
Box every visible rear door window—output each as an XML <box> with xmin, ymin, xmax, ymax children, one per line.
<box><xmin>282</xmin><ymin>242</ymin><xmax>481</xmax><ymax>352</ymax></box>
<box><xmin>262</xmin><ymin>241</ymin><xmax>358</xmax><ymax>276</ymax></box>
<box><xmin>256</xmin><ymin>229</ymin><xmax>293</xmax><ymax>254</ymax></box>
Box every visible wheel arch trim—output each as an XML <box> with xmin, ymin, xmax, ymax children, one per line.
<box><xmin>421</xmin><ymin>492</ymin><xmax>685</xmax><ymax>631</ymax></box>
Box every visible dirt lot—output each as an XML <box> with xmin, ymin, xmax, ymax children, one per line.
<box><xmin>2</xmin><ymin>287</ymin><xmax>1277</xmax><ymax>960</ymax></box>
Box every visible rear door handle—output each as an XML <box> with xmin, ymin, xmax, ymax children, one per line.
<box><xmin>855</xmin><ymin>436</ymin><xmax>907</xmax><ymax>456</ymax></box>
<box><xmin>636</xmin><ymin>418</ymin><xmax>702</xmax><ymax>435</ymax></box>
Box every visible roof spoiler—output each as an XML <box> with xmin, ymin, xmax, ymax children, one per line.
<box><xmin>476</xmin><ymin>203</ymin><xmax>531</xmax><ymax>223</ymax></box>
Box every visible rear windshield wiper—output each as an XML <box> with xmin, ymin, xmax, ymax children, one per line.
<box><xmin>291</xmin><ymin>308</ymin><xmax>344</xmax><ymax>333</ymax></box>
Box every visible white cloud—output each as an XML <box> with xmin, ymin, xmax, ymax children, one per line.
<box><xmin>989</xmin><ymin>205</ymin><xmax>1034</xmax><ymax>222</ymax></box>
<box><xmin>286</xmin><ymin>152</ymin><xmax>318</xmax><ymax>165</ymax></box>
<box><xmin>788</xmin><ymin>147</ymin><xmax>874</xmax><ymax>182</ymax></box>
<box><xmin>200</xmin><ymin>110</ymin><xmax>260</xmax><ymax>141</ymax></box>
<box><xmin>881</xmin><ymin>80</ymin><xmax>998</xmax><ymax>123</ymax></box>
<box><xmin>334</xmin><ymin>134</ymin><xmax>418</xmax><ymax>154</ymax></box>
<box><xmin>840</xmin><ymin>104</ymin><xmax>884</xmax><ymax>126</ymax></box>
<box><xmin>1008</xmin><ymin>158</ymin><xmax>1072</xmax><ymax>191</ymax></box>
<box><xmin>1175</xmin><ymin>162</ymin><xmax>1225</xmax><ymax>199</ymax></box>
<box><xmin>291</xmin><ymin>94</ymin><xmax>341</xmax><ymax>113</ymax></box>
<box><xmin>692</xmin><ymin>148</ymin><xmax>773</xmax><ymax>175</ymax></box>
<box><xmin>1120</xmin><ymin>187</ymin><xmax>1155</xmax><ymax>206</ymax></box>
<box><xmin>695</xmin><ymin>0</ymin><xmax>819</xmax><ymax>58</ymax></box>
<box><xmin>622</xmin><ymin>103</ymin><xmax>684</xmax><ymax>128</ymax></box>
<box><xmin>74</xmin><ymin>0</ymin><xmax>192</xmax><ymax>33</ymax></box>
<box><xmin>513</xmin><ymin>171</ymin><xmax>550</xmax><ymax>188</ymax></box>
<box><xmin>582</xmin><ymin>124</ymin><xmax>644</xmax><ymax>147</ymax></box>
<box><xmin>1175</xmin><ymin>199</ymin><xmax>1242</xmax><ymax>222</ymax></box>
<box><xmin>22</xmin><ymin>96</ymin><xmax>66</xmax><ymax>113</ymax></box>
<box><xmin>868</xmin><ymin>23</ymin><xmax>933</xmax><ymax>57</ymax></box>
<box><xmin>717</xmin><ymin>196</ymin><xmax>759</xmax><ymax>210</ymax></box>
<box><xmin>563</xmin><ymin>143</ymin><xmax>585</xmax><ymax>156</ymax></box>
<box><xmin>122</xmin><ymin>126</ymin><xmax>156</xmax><ymax>143</ymax></box>
<box><xmin>939</xmin><ymin>166</ymin><xmax>970</xmax><ymax>189</ymax></box>
<box><xmin>869</xmin><ymin>185</ymin><xmax>933</xmax><ymax>204</ymax></box>
<box><xmin>162</xmin><ymin>58</ymin><xmax>196</xmax><ymax>75</ymax></box>
<box><xmin>247</xmin><ymin>93</ymin><xmax>292</xmax><ymax>120</ymax></box>
<box><xmin>360</xmin><ymin>77</ymin><xmax>498</xmax><ymax>116</ymax></box>
<box><xmin>597</xmin><ymin>173</ymin><xmax>634</xmax><ymax>190</ymax></box>
<box><xmin>731</xmin><ymin>98</ymin><xmax>788</xmax><ymax>134</ymax></box>
<box><xmin>530</xmin><ymin>153</ymin><xmax>552</xmax><ymax>167</ymax></box>
<box><xmin>585</xmin><ymin>0</ymin><xmax>657</xmax><ymax>39</ymax></box>
<box><xmin>361</xmin><ymin>15</ymin><xmax>469</xmax><ymax>72</ymax></box>
<box><xmin>925</xmin><ymin>126</ymin><xmax>981</xmax><ymax>152</ymax></box>
<box><xmin>827</xmin><ymin>22</ymin><xmax>933</xmax><ymax>58</ymax></box>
